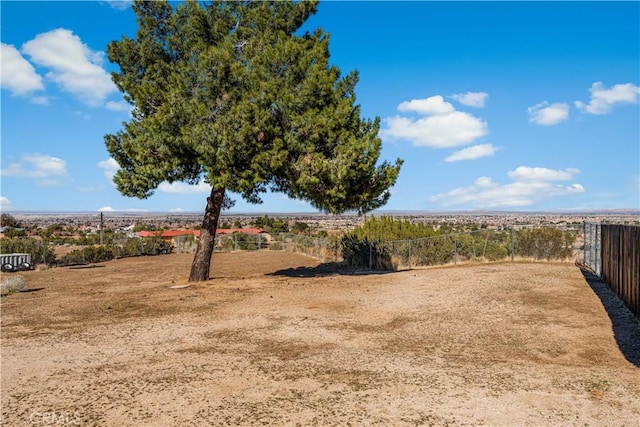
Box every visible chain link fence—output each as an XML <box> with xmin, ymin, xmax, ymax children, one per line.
<box><xmin>1</xmin><ymin>223</ymin><xmax>588</xmax><ymax>271</ymax></box>
<box><xmin>211</xmin><ymin>233</ymin><xmax>341</xmax><ymax>263</ymax></box>
<box><xmin>343</xmin><ymin>225</ymin><xmax>582</xmax><ymax>271</ymax></box>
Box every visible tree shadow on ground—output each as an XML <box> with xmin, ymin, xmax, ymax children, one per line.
<box><xmin>19</xmin><ymin>287</ymin><xmax>45</xmax><ymax>293</ymax></box>
<box><xmin>268</xmin><ymin>262</ymin><xmax>395</xmax><ymax>278</ymax></box>
<box><xmin>580</xmin><ymin>267</ymin><xmax>640</xmax><ymax>367</ymax></box>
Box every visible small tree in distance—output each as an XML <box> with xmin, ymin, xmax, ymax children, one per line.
<box><xmin>105</xmin><ymin>0</ymin><xmax>402</xmax><ymax>282</ymax></box>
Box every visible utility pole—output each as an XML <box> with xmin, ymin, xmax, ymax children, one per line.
<box><xmin>100</xmin><ymin>212</ymin><xmax>104</xmax><ymax>246</ymax></box>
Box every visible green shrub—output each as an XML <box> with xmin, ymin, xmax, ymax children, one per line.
<box><xmin>269</xmin><ymin>241</ymin><xmax>284</xmax><ymax>251</ymax></box>
<box><xmin>60</xmin><ymin>245</ymin><xmax>116</xmax><ymax>265</ymax></box>
<box><xmin>484</xmin><ymin>241</ymin><xmax>509</xmax><ymax>261</ymax></box>
<box><xmin>59</xmin><ymin>237</ymin><xmax>173</xmax><ymax>265</ymax></box>
<box><xmin>0</xmin><ymin>237</ymin><xmax>56</xmax><ymax>265</ymax></box>
<box><xmin>341</xmin><ymin>235</ymin><xmax>395</xmax><ymax>270</ymax></box>
<box><xmin>515</xmin><ymin>227</ymin><xmax>576</xmax><ymax>260</ymax></box>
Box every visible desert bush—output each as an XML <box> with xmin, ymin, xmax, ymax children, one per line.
<box><xmin>60</xmin><ymin>245</ymin><xmax>116</xmax><ymax>265</ymax></box>
<box><xmin>1</xmin><ymin>275</ymin><xmax>26</xmax><ymax>296</ymax></box>
<box><xmin>0</xmin><ymin>213</ymin><xmax>20</xmax><ymax>228</ymax></box>
<box><xmin>406</xmin><ymin>236</ymin><xmax>451</xmax><ymax>266</ymax></box>
<box><xmin>351</xmin><ymin>216</ymin><xmax>439</xmax><ymax>241</ymax></box>
<box><xmin>138</xmin><ymin>237</ymin><xmax>173</xmax><ymax>255</ymax></box>
<box><xmin>515</xmin><ymin>227</ymin><xmax>576</xmax><ymax>260</ymax></box>
<box><xmin>269</xmin><ymin>241</ymin><xmax>284</xmax><ymax>251</ymax></box>
<box><xmin>59</xmin><ymin>237</ymin><xmax>173</xmax><ymax>265</ymax></box>
<box><xmin>341</xmin><ymin>235</ymin><xmax>395</xmax><ymax>270</ymax></box>
<box><xmin>215</xmin><ymin>235</ymin><xmax>235</xmax><ymax>251</ymax></box>
<box><xmin>0</xmin><ymin>237</ymin><xmax>56</xmax><ymax>265</ymax></box>
<box><xmin>484</xmin><ymin>241</ymin><xmax>509</xmax><ymax>261</ymax></box>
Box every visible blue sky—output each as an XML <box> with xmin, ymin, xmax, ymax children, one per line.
<box><xmin>1</xmin><ymin>1</ymin><xmax>639</xmax><ymax>214</ymax></box>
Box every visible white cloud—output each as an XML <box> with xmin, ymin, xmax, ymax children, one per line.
<box><xmin>21</xmin><ymin>28</ymin><xmax>117</xmax><ymax>106</ymax></box>
<box><xmin>575</xmin><ymin>82</ymin><xmax>640</xmax><ymax>114</ymax></box>
<box><xmin>0</xmin><ymin>42</ymin><xmax>44</xmax><ymax>96</ymax></box>
<box><xmin>507</xmin><ymin>166</ymin><xmax>579</xmax><ymax>182</ymax></box>
<box><xmin>170</xmin><ymin>207</ymin><xmax>184</xmax><ymax>213</ymax></box>
<box><xmin>98</xmin><ymin>158</ymin><xmax>120</xmax><ymax>182</ymax></box>
<box><xmin>77</xmin><ymin>185</ymin><xmax>105</xmax><ymax>193</ymax></box>
<box><xmin>382</xmin><ymin>95</ymin><xmax>488</xmax><ymax>148</ymax></box>
<box><xmin>528</xmin><ymin>102</ymin><xmax>570</xmax><ymax>125</ymax></box>
<box><xmin>74</xmin><ymin>111</ymin><xmax>91</xmax><ymax>120</ymax></box>
<box><xmin>30</xmin><ymin>96</ymin><xmax>50</xmax><ymax>105</ymax></box>
<box><xmin>158</xmin><ymin>181</ymin><xmax>212</xmax><ymax>194</ymax></box>
<box><xmin>98</xmin><ymin>207</ymin><xmax>148</xmax><ymax>212</ymax></box>
<box><xmin>0</xmin><ymin>197</ymin><xmax>12</xmax><ymax>211</ymax></box>
<box><xmin>103</xmin><ymin>1</ymin><xmax>132</xmax><ymax>10</ymax></box>
<box><xmin>445</xmin><ymin>144</ymin><xmax>497</xmax><ymax>162</ymax></box>
<box><xmin>105</xmin><ymin>100</ymin><xmax>132</xmax><ymax>112</ymax></box>
<box><xmin>567</xmin><ymin>183</ymin><xmax>585</xmax><ymax>193</ymax></box>
<box><xmin>398</xmin><ymin>95</ymin><xmax>455</xmax><ymax>115</ymax></box>
<box><xmin>1</xmin><ymin>153</ymin><xmax>68</xmax><ymax>186</ymax></box>
<box><xmin>449</xmin><ymin>92</ymin><xmax>488</xmax><ymax>108</ymax></box>
<box><xmin>429</xmin><ymin>166</ymin><xmax>584</xmax><ymax>208</ymax></box>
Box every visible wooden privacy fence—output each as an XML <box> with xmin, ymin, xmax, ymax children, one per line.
<box><xmin>600</xmin><ymin>224</ymin><xmax>639</xmax><ymax>317</ymax></box>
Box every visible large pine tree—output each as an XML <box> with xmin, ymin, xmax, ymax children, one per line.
<box><xmin>105</xmin><ymin>0</ymin><xmax>402</xmax><ymax>282</ymax></box>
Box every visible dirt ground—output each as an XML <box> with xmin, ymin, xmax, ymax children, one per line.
<box><xmin>1</xmin><ymin>251</ymin><xmax>639</xmax><ymax>426</ymax></box>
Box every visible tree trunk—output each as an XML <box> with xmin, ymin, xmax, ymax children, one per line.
<box><xmin>189</xmin><ymin>187</ymin><xmax>225</xmax><ymax>282</ymax></box>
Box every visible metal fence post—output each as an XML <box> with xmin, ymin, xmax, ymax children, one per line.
<box><xmin>408</xmin><ymin>240</ymin><xmax>412</xmax><ymax>270</ymax></box>
<box><xmin>369</xmin><ymin>241</ymin><xmax>373</xmax><ymax>271</ymax></box>
<box><xmin>510</xmin><ymin>227</ymin><xmax>515</xmax><ymax>262</ymax></box>
<box><xmin>583</xmin><ymin>222</ymin><xmax>587</xmax><ymax>266</ymax></box>
<box><xmin>454</xmin><ymin>234</ymin><xmax>458</xmax><ymax>266</ymax></box>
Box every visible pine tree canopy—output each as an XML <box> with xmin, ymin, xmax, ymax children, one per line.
<box><xmin>105</xmin><ymin>0</ymin><xmax>402</xmax><ymax>215</ymax></box>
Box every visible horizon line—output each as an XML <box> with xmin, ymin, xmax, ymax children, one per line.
<box><xmin>5</xmin><ymin>208</ymin><xmax>640</xmax><ymax>216</ymax></box>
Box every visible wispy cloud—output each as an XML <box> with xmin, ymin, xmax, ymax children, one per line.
<box><xmin>0</xmin><ymin>43</ymin><xmax>45</xmax><ymax>97</ymax></box>
<box><xmin>102</xmin><ymin>1</ymin><xmax>132</xmax><ymax>10</ymax></box>
<box><xmin>575</xmin><ymin>82</ymin><xmax>640</xmax><ymax>114</ymax></box>
<box><xmin>444</xmin><ymin>144</ymin><xmax>497</xmax><ymax>162</ymax></box>
<box><xmin>97</xmin><ymin>158</ymin><xmax>120</xmax><ymax>183</ymax></box>
<box><xmin>449</xmin><ymin>92</ymin><xmax>488</xmax><ymax>108</ymax></box>
<box><xmin>1</xmin><ymin>153</ymin><xmax>69</xmax><ymax>186</ymax></box>
<box><xmin>429</xmin><ymin>166</ymin><xmax>584</xmax><ymax>208</ymax></box>
<box><xmin>528</xmin><ymin>102</ymin><xmax>569</xmax><ymax>125</ymax></box>
<box><xmin>0</xmin><ymin>197</ymin><xmax>12</xmax><ymax>211</ymax></box>
<box><xmin>507</xmin><ymin>166</ymin><xmax>579</xmax><ymax>182</ymax></box>
<box><xmin>97</xmin><ymin>206</ymin><xmax>148</xmax><ymax>212</ymax></box>
<box><xmin>158</xmin><ymin>181</ymin><xmax>211</xmax><ymax>194</ymax></box>
<box><xmin>382</xmin><ymin>95</ymin><xmax>488</xmax><ymax>148</ymax></box>
<box><xmin>30</xmin><ymin>96</ymin><xmax>50</xmax><ymax>106</ymax></box>
<box><xmin>398</xmin><ymin>95</ymin><xmax>455</xmax><ymax>115</ymax></box>
<box><xmin>105</xmin><ymin>100</ymin><xmax>132</xmax><ymax>112</ymax></box>
<box><xmin>21</xmin><ymin>28</ymin><xmax>117</xmax><ymax>107</ymax></box>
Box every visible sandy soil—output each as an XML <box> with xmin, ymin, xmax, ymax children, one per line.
<box><xmin>1</xmin><ymin>251</ymin><xmax>639</xmax><ymax>426</ymax></box>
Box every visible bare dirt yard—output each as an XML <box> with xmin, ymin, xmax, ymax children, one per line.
<box><xmin>1</xmin><ymin>251</ymin><xmax>639</xmax><ymax>426</ymax></box>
